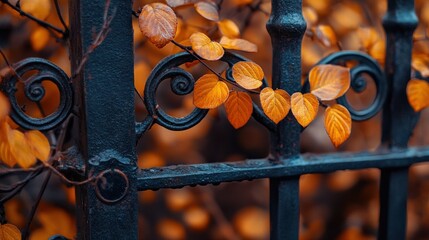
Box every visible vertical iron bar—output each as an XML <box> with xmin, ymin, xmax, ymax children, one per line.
<box><xmin>69</xmin><ymin>1</ymin><xmax>138</xmax><ymax>239</ymax></box>
<box><xmin>380</xmin><ymin>0</ymin><xmax>418</xmax><ymax>239</ymax></box>
<box><xmin>266</xmin><ymin>0</ymin><xmax>306</xmax><ymax>239</ymax></box>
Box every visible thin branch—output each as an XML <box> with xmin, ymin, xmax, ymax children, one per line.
<box><xmin>42</xmin><ymin>162</ymin><xmax>98</xmax><ymax>186</ymax></box>
<box><xmin>171</xmin><ymin>40</ymin><xmax>260</xmax><ymax>94</ymax></box>
<box><xmin>0</xmin><ymin>167</ymin><xmax>44</xmax><ymax>203</ymax></box>
<box><xmin>53</xmin><ymin>0</ymin><xmax>69</xmax><ymax>39</ymax></box>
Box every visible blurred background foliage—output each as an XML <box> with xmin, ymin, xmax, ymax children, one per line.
<box><xmin>1</xmin><ymin>0</ymin><xmax>429</xmax><ymax>239</ymax></box>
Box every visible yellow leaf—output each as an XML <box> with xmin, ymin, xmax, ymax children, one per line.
<box><xmin>232</xmin><ymin>61</ymin><xmax>264</xmax><ymax>90</ymax></box>
<box><xmin>193</xmin><ymin>74</ymin><xmax>229</xmax><ymax>109</ymax></box>
<box><xmin>225</xmin><ymin>91</ymin><xmax>253</xmax><ymax>129</ymax></box>
<box><xmin>0</xmin><ymin>223</ymin><xmax>21</xmax><ymax>240</ymax></box>
<box><xmin>25</xmin><ymin>130</ymin><xmax>50</xmax><ymax>162</ymax></box>
<box><xmin>139</xmin><ymin>3</ymin><xmax>177</xmax><ymax>48</ymax></box>
<box><xmin>219</xmin><ymin>37</ymin><xmax>257</xmax><ymax>52</ymax></box>
<box><xmin>0</xmin><ymin>92</ymin><xmax>10</xmax><ymax>121</ymax></box>
<box><xmin>9</xmin><ymin>130</ymin><xmax>36</xmax><ymax>169</ymax></box>
<box><xmin>217</xmin><ymin>19</ymin><xmax>240</xmax><ymax>38</ymax></box>
<box><xmin>291</xmin><ymin>92</ymin><xmax>319</xmax><ymax>127</ymax></box>
<box><xmin>194</xmin><ymin>1</ymin><xmax>219</xmax><ymax>21</ymax></box>
<box><xmin>309</xmin><ymin>64</ymin><xmax>351</xmax><ymax>101</ymax></box>
<box><xmin>190</xmin><ymin>32</ymin><xmax>224</xmax><ymax>60</ymax></box>
<box><xmin>324</xmin><ymin>104</ymin><xmax>351</xmax><ymax>148</ymax></box>
<box><xmin>313</xmin><ymin>25</ymin><xmax>337</xmax><ymax>48</ymax></box>
<box><xmin>407</xmin><ymin>79</ymin><xmax>429</xmax><ymax>112</ymax></box>
<box><xmin>260</xmin><ymin>87</ymin><xmax>291</xmax><ymax>124</ymax></box>
<box><xmin>21</xmin><ymin>0</ymin><xmax>51</xmax><ymax>19</ymax></box>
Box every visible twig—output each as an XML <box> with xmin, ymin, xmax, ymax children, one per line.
<box><xmin>42</xmin><ymin>162</ymin><xmax>98</xmax><ymax>186</ymax></box>
<box><xmin>0</xmin><ymin>167</ymin><xmax>44</xmax><ymax>203</ymax></box>
<box><xmin>53</xmin><ymin>0</ymin><xmax>69</xmax><ymax>39</ymax></box>
<box><xmin>21</xmin><ymin>171</ymin><xmax>51</xmax><ymax>240</ymax></box>
<box><xmin>0</xmin><ymin>0</ymin><xmax>66</xmax><ymax>36</ymax></box>
<box><xmin>170</xmin><ymin>40</ymin><xmax>260</xmax><ymax>94</ymax></box>
<box><xmin>72</xmin><ymin>0</ymin><xmax>116</xmax><ymax>78</ymax></box>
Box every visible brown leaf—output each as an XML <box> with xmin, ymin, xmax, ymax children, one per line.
<box><xmin>407</xmin><ymin>79</ymin><xmax>429</xmax><ymax>112</ymax></box>
<box><xmin>193</xmin><ymin>74</ymin><xmax>229</xmax><ymax>109</ymax></box>
<box><xmin>219</xmin><ymin>37</ymin><xmax>257</xmax><ymax>52</ymax></box>
<box><xmin>232</xmin><ymin>61</ymin><xmax>264</xmax><ymax>90</ymax></box>
<box><xmin>225</xmin><ymin>91</ymin><xmax>253</xmax><ymax>129</ymax></box>
<box><xmin>291</xmin><ymin>92</ymin><xmax>319</xmax><ymax>127</ymax></box>
<box><xmin>194</xmin><ymin>1</ymin><xmax>219</xmax><ymax>21</ymax></box>
<box><xmin>324</xmin><ymin>104</ymin><xmax>351</xmax><ymax>148</ymax></box>
<box><xmin>309</xmin><ymin>64</ymin><xmax>351</xmax><ymax>101</ymax></box>
<box><xmin>0</xmin><ymin>223</ymin><xmax>21</xmax><ymax>240</ymax></box>
<box><xmin>260</xmin><ymin>87</ymin><xmax>291</xmax><ymax>124</ymax></box>
<box><xmin>190</xmin><ymin>32</ymin><xmax>224</xmax><ymax>60</ymax></box>
<box><xmin>139</xmin><ymin>3</ymin><xmax>177</xmax><ymax>48</ymax></box>
<box><xmin>217</xmin><ymin>19</ymin><xmax>240</xmax><ymax>38</ymax></box>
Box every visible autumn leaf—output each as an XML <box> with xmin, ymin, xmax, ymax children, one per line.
<box><xmin>0</xmin><ymin>92</ymin><xmax>10</xmax><ymax>121</ymax></box>
<box><xmin>412</xmin><ymin>54</ymin><xmax>429</xmax><ymax>78</ymax></box>
<box><xmin>0</xmin><ymin>121</ymin><xmax>14</xmax><ymax>167</ymax></box>
<box><xmin>21</xmin><ymin>0</ymin><xmax>51</xmax><ymax>19</ymax></box>
<box><xmin>9</xmin><ymin>130</ymin><xmax>37</xmax><ymax>169</ymax></box>
<box><xmin>139</xmin><ymin>3</ymin><xmax>177</xmax><ymax>48</ymax></box>
<box><xmin>194</xmin><ymin>1</ymin><xmax>219</xmax><ymax>21</ymax></box>
<box><xmin>0</xmin><ymin>223</ymin><xmax>21</xmax><ymax>240</ymax></box>
<box><xmin>291</xmin><ymin>92</ymin><xmax>319</xmax><ymax>127</ymax></box>
<box><xmin>25</xmin><ymin>130</ymin><xmax>50</xmax><ymax>162</ymax></box>
<box><xmin>232</xmin><ymin>61</ymin><xmax>264</xmax><ymax>90</ymax></box>
<box><xmin>313</xmin><ymin>25</ymin><xmax>337</xmax><ymax>48</ymax></box>
<box><xmin>225</xmin><ymin>91</ymin><xmax>253</xmax><ymax>129</ymax></box>
<box><xmin>303</xmin><ymin>7</ymin><xmax>318</xmax><ymax>28</ymax></box>
<box><xmin>193</xmin><ymin>74</ymin><xmax>229</xmax><ymax>109</ymax></box>
<box><xmin>260</xmin><ymin>87</ymin><xmax>291</xmax><ymax>124</ymax></box>
<box><xmin>324</xmin><ymin>104</ymin><xmax>351</xmax><ymax>148</ymax></box>
<box><xmin>407</xmin><ymin>79</ymin><xmax>429</xmax><ymax>112</ymax></box>
<box><xmin>190</xmin><ymin>32</ymin><xmax>224</xmax><ymax>60</ymax></box>
<box><xmin>219</xmin><ymin>37</ymin><xmax>257</xmax><ymax>52</ymax></box>
<box><xmin>309</xmin><ymin>64</ymin><xmax>351</xmax><ymax>101</ymax></box>
<box><xmin>166</xmin><ymin>0</ymin><xmax>197</xmax><ymax>8</ymax></box>
<box><xmin>218</xmin><ymin>19</ymin><xmax>240</xmax><ymax>38</ymax></box>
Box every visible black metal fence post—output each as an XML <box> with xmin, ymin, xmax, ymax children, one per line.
<box><xmin>379</xmin><ymin>0</ymin><xmax>418</xmax><ymax>239</ymax></box>
<box><xmin>266</xmin><ymin>0</ymin><xmax>306</xmax><ymax>239</ymax></box>
<box><xmin>69</xmin><ymin>1</ymin><xmax>138</xmax><ymax>239</ymax></box>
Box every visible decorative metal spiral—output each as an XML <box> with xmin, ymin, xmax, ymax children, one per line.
<box><xmin>304</xmin><ymin>51</ymin><xmax>387</xmax><ymax>121</ymax></box>
<box><xmin>137</xmin><ymin>51</ymin><xmax>274</xmax><ymax>135</ymax></box>
<box><xmin>0</xmin><ymin>58</ymin><xmax>73</xmax><ymax>131</ymax></box>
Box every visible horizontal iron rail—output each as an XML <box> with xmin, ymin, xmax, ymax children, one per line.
<box><xmin>137</xmin><ymin>147</ymin><xmax>429</xmax><ymax>191</ymax></box>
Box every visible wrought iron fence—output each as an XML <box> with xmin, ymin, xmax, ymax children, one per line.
<box><xmin>0</xmin><ymin>0</ymin><xmax>426</xmax><ymax>239</ymax></box>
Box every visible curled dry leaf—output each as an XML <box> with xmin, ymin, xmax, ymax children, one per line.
<box><xmin>219</xmin><ymin>37</ymin><xmax>258</xmax><ymax>53</ymax></box>
<box><xmin>0</xmin><ymin>223</ymin><xmax>21</xmax><ymax>240</ymax></box>
<box><xmin>139</xmin><ymin>3</ymin><xmax>177</xmax><ymax>48</ymax></box>
<box><xmin>260</xmin><ymin>87</ymin><xmax>291</xmax><ymax>124</ymax></box>
<box><xmin>193</xmin><ymin>74</ymin><xmax>229</xmax><ymax>109</ymax></box>
<box><xmin>225</xmin><ymin>91</ymin><xmax>253</xmax><ymax>129</ymax></box>
<box><xmin>25</xmin><ymin>130</ymin><xmax>50</xmax><ymax>162</ymax></box>
<box><xmin>0</xmin><ymin>92</ymin><xmax>10</xmax><ymax>121</ymax></box>
<box><xmin>309</xmin><ymin>64</ymin><xmax>351</xmax><ymax>101</ymax></box>
<box><xmin>232</xmin><ymin>61</ymin><xmax>264</xmax><ymax>90</ymax></box>
<box><xmin>407</xmin><ymin>79</ymin><xmax>429</xmax><ymax>112</ymax></box>
<box><xmin>324</xmin><ymin>104</ymin><xmax>351</xmax><ymax>148</ymax></box>
<box><xmin>313</xmin><ymin>25</ymin><xmax>337</xmax><ymax>48</ymax></box>
<box><xmin>218</xmin><ymin>19</ymin><xmax>240</xmax><ymax>38</ymax></box>
<box><xmin>291</xmin><ymin>92</ymin><xmax>319</xmax><ymax>127</ymax></box>
<box><xmin>190</xmin><ymin>32</ymin><xmax>224</xmax><ymax>60</ymax></box>
<box><xmin>194</xmin><ymin>1</ymin><xmax>219</xmax><ymax>21</ymax></box>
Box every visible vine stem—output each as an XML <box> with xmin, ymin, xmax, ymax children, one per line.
<box><xmin>170</xmin><ymin>40</ymin><xmax>260</xmax><ymax>94</ymax></box>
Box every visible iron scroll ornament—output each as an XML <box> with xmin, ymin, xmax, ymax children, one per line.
<box><xmin>303</xmin><ymin>51</ymin><xmax>387</xmax><ymax>121</ymax></box>
<box><xmin>136</xmin><ymin>51</ymin><xmax>276</xmax><ymax>136</ymax></box>
<box><xmin>0</xmin><ymin>58</ymin><xmax>73</xmax><ymax>131</ymax></box>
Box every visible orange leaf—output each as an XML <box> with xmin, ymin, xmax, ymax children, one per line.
<box><xmin>193</xmin><ymin>74</ymin><xmax>229</xmax><ymax>109</ymax></box>
<box><xmin>407</xmin><ymin>79</ymin><xmax>429</xmax><ymax>112</ymax></box>
<box><xmin>0</xmin><ymin>223</ymin><xmax>21</xmax><ymax>240</ymax></box>
<box><xmin>232</xmin><ymin>61</ymin><xmax>264</xmax><ymax>90</ymax></box>
<box><xmin>412</xmin><ymin>54</ymin><xmax>429</xmax><ymax>78</ymax></box>
<box><xmin>25</xmin><ymin>130</ymin><xmax>50</xmax><ymax>162</ymax></box>
<box><xmin>0</xmin><ymin>92</ymin><xmax>10</xmax><ymax>121</ymax></box>
<box><xmin>313</xmin><ymin>25</ymin><xmax>337</xmax><ymax>48</ymax></box>
<box><xmin>9</xmin><ymin>129</ymin><xmax>36</xmax><ymax>169</ymax></box>
<box><xmin>225</xmin><ymin>91</ymin><xmax>253</xmax><ymax>129</ymax></box>
<box><xmin>260</xmin><ymin>87</ymin><xmax>291</xmax><ymax>124</ymax></box>
<box><xmin>219</xmin><ymin>37</ymin><xmax>257</xmax><ymax>52</ymax></box>
<box><xmin>190</xmin><ymin>32</ymin><xmax>224</xmax><ymax>60</ymax></box>
<box><xmin>194</xmin><ymin>1</ymin><xmax>219</xmax><ymax>21</ymax></box>
<box><xmin>166</xmin><ymin>0</ymin><xmax>197</xmax><ymax>8</ymax></box>
<box><xmin>324</xmin><ymin>104</ymin><xmax>351</xmax><ymax>148</ymax></box>
<box><xmin>0</xmin><ymin>121</ymin><xmax>14</xmax><ymax>167</ymax></box>
<box><xmin>139</xmin><ymin>3</ymin><xmax>177</xmax><ymax>48</ymax></box>
<box><xmin>217</xmin><ymin>19</ymin><xmax>240</xmax><ymax>38</ymax></box>
<box><xmin>303</xmin><ymin>7</ymin><xmax>318</xmax><ymax>28</ymax></box>
<box><xmin>291</xmin><ymin>92</ymin><xmax>319</xmax><ymax>127</ymax></box>
<box><xmin>309</xmin><ymin>64</ymin><xmax>351</xmax><ymax>101</ymax></box>
<box><xmin>21</xmin><ymin>0</ymin><xmax>51</xmax><ymax>19</ymax></box>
